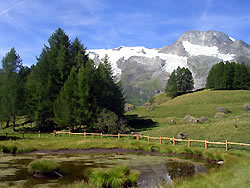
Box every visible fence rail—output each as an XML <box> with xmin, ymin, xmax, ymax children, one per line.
<box><xmin>51</xmin><ymin>131</ymin><xmax>250</xmax><ymax>151</ymax></box>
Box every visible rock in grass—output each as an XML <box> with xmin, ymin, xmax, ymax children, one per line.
<box><xmin>217</xmin><ymin>107</ymin><xmax>229</xmax><ymax>114</ymax></box>
<box><xmin>147</xmin><ymin>106</ymin><xmax>154</xmax><ymax>111</ymax></box>
<box><xmin>124</xmin><ymin>104</ymin><xmax>136</xmax><ymax>112</ymax></box>
<box><xmin>184</xmin><ymin>115</ymin><xmax>200</xmax><ymax>123</ymax></box>
<box><xmin>28</xmin><ymin>159</ymin><xmax>62</xmax><ymax>178</ymax></box>
<box><xmin>243</xmin><ymin>104</ymin><xmax>250</xmax><ymax>110</ymax></box>
<box><xmin>214</xmin><ymin>112</ymin><xmax>226</xmax><ymax>119</ymax></box>
<box><xmin>200</xmin><ymin>116</ymin><xmax>208</xmax><ymax>122</ymax></box>
<box><xmin>177</xmin><ymin>133</ymin><xmax>185</xmax><ymax>139</ymax></box>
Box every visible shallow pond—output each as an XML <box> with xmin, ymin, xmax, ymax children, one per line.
<box><xmin>0</xmin><ymin>149</ymin><xmax>218</xmax><ymax>187</ymax></box>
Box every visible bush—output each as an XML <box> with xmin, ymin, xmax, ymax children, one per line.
<box><xmin>28</xmin><ymin>159</ymin><xmax>60</xmax><ymax>174</ymax></box>
<box><xmin>0</xmin><ymin>145</ymin><xmax>17</xmax><ymax>154</ymax></box>
<box><xmin>94</xmin><ymin>109</ymin><xmax>130</xmax><ymax>134</ymax></box>
<box><xmin>85</xmin><ymin>166</ymin><xmax>139</xmax><ymax>188</ymax></box>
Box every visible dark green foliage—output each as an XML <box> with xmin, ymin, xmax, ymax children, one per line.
<box><xmin>26</xmin><ymin>28</ymin><xmax>75</xmax><ymax>130</ymax></box>
<box><xmin>94</xmin><ymin>55</ymin><xmax>125</xmax><ymax>116</ymax></box>
<box><xmin>70</xmin><ymin>37</ymin><xmax>88</xmax><ymax>70</ymax></box>
<box><xmin>3</xmin><ymin>28</ymin><xmax>126</xmax><ymax>133</ymax></box>
<box><xmin>77</xmin><ymin>60</ymin><xmax>96</xmax><ymax>127</ymax></box>
<box><xmin>206</xmin><ymin>61</ymin><xmax>249</xmax><ymax>90</ymax></box>
<box><xmin>53</xmin><ymin>67</ymin><xmax>78</xmax><ymax>130</ymax></box>
<box><xmin>94</xmin><ymin>109</ymin><xmax>129</xmax><ymax>134</ymax></box>
<box><xmin>86</xmin><ymin>166</ymin><xmax>139</xmax><ymax>188</ymax></box>
<box><xmin>166</xmin><ymin>66</ymin><xmax>194</xmax><ymax>97</ymax></box>
<box><xmin>0</xmin><ymin>48</ymin><xmax>27</xmax><ymax>129</ymax></box>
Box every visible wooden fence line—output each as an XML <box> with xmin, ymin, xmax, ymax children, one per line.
<box><xmin>50</xmin><ymin>131</ymin><xmax>250</xmax><ymax>151</ymax></box>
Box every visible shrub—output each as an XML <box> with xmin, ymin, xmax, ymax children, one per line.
<box><xmin>28</xmin><ymin>159</ymin><xmax>60</xmax><ymax>174</ymax></box>
<box><xmin>86</xmin><ymin>166</ymin><xmax>139</xmax><ymax>188</ymax></box>
<box><xmin>0</xmin><ymin>145</ymin><xmax>17</xmax><ymax>154</ymax></box>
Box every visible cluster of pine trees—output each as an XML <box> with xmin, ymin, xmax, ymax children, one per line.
<box><xmin>0</xmin><ymin>28</ymin><xmax>126</xmax><ymax>133</ymax></box>
<box><xmin>165</xmin><ymin>66</ymin><xmax>194</xmax><ymax>97</ymax></box>
<box><xmin>206</xmin><ymin>61</ymin><xmax>250</xmax><ymax>90</ymax></box>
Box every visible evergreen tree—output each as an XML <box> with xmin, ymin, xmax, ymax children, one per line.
<box><xmin>233</xmin><ymin>63</ymin><xmax>242</xmax><ymax>89</ymax></box>
<box><xmin>206</xmin><ymin>66</ymin><xmax>215</xmax><ymax>89</ymax></box>
<box><xmin>214</xmin><ymin>62</ymin><xmax>225</xmax><ymax>89</ymax></box>
<box><xmin>53</xmin><ymin>67</ymin><xmax>78</xmax><ymax>130</ymax></box>
<box><xmin>238</xmin><ymin>62</ymin><xmax>249</xmax><ymax>89</ymax></box>
<box><xmin>94</xmin><ymin>55</ymin><xmax>125</xmax><ymax>116</ymax></box>
<box><xmin>0</xmin><ymin>48</ymin><xmax>23</xmax><ymax>129</ymax></box>
<box><xmin>165</xmin><ymin>70</ymin><xmax>178</xmax><ymax>97</ymax></box>
<box><xmin>77</xmin><ymin>60</ymin><xmax>96</xmax><ymax>127</ymax></box>
<box><xmin>70</xmin><ymin>37</ymin><xmax>88</xmax><ymax>70</ymax></box>
<box><xmin>166</xmin><ymin>67</ymin><xmax>194</xmax><ymax>97</ymax></box>
<box><xmin>26</xmin><ymin>28</ymin><xmax>72</xmax><ymax>130</ymax></box>
<box><xmin>221</xmin><ymin>62</ymin><xmax>235</xmax><ymax>89</ymax></box>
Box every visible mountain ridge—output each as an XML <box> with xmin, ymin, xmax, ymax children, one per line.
<box><xmin>87</xmin><ymin>30</ymin><xmax>250</xmax><ymax>105</ymax></box>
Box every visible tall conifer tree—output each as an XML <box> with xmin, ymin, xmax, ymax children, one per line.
<box><xmin>0</xmin><ymin>48</ymin><xmax>23</xmax><ymax>128</ymax></box>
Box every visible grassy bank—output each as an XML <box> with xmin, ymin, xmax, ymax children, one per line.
<box><xmin>127</xmin><ymin>90</ymin><xmax>250</xmax><ymax>144</ymax></box>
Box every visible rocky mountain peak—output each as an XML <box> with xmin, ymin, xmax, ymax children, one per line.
<box><xmin>87</xmin><ymin>30</ymin><xmax>250</xmax><ymax>105</ymax></box>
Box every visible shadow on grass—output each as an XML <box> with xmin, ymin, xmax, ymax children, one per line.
<box><xmin>125</xmin><ymin>115</ymin><xmax>158</xmax><ymax>131</ymax></box>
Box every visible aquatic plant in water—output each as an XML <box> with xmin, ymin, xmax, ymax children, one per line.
<box><xmin>85</xmin><ymin>165</ymin><xmax>140</xmax><ymax>188</ymax></box>
<box><xmin>28</xmin><ymin>159</ymin><xmax>61</xmax><ymax>177</ymax></box>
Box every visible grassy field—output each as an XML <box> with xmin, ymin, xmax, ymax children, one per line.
<box><xmin>127</xmin><ymin>90</ymin><xmax>250</xmax><ymax>144</ymax></box>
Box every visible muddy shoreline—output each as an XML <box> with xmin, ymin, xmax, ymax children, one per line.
<box><xmin>29</xmin><ymin>148</ymin><xmax>164</xmax><ymax>155</ymax></box>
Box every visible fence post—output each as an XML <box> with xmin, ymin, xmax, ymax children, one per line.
<box><xmin>205</xmin><ymin>139</ymin><xmax>207</xmax><ymax>149</ymax></box>
<box><xmin>173</xmin><ymin>137</ymin><xmax>175</xmax><ymax>145</ymax></box>
<box><xmin>38</xmin><ymin>131</ymin><xmax>40</xmax><ymax>138</ymax></box>
<box><xmin>101</xmin><ymin>132</ymin><xmax>103</xmax><ymax>139</ymax></box>
<box><xmin>22</xmin><ymin>131</ymin><xmax>24</xmax><ymax>139</ymax></box>
<box><xmin>118</xmin><ymin>133</ymin><xmax>120</xmax><ymax>140</ymax></box>
<box><xmin>160</xmin><ymin>136</ymin><xmax>162</xmax><ymax>144</ymax></box>
<box><xmin>84</xmin><ymin>132</ymin><xmax>86</xmax><ymax>139</ymax></box>
<box><xmin>53</xmin><ymin>130</ymin><xmax>56</xmax><ymax>137</ymax></box>
<box><xmin>148</xmin><ymin>135</ymin><xmax>150</xmax><ymax>143</ymax></box>
<box><xmin>226</xmin><ymin>140</ymin><xmax>228</xmax><ymax>151</ymax></box>
<box><xmin>188</xmin><ymin>137</ymin><xmax>190</xmax><ymax>148</ymax></box>
<box><xmin>136</xmin><ymin>134</ymin><xmax>139</xmax><ymax>140</ymax></box>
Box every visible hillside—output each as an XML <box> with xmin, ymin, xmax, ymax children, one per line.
<box><xmin>126</xmin><ymin>90</ymin><xmax>250</xmax><ymax>144</ymax></box>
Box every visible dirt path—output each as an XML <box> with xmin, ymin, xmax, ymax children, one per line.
<box><xmin>29</xmin><ymin>148</ymin><xmax>165</xmax><ymax>155</ymax></box>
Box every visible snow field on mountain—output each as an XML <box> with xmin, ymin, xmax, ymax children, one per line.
<box><xmin>87</xmin><ymin>46</ymin><xmax>188</xmax><ymax>75</ymax></box>
<box><xmin>182</xmin><ymin>41</ymin><xmax>235</xmax><ymax>61</ymax></box>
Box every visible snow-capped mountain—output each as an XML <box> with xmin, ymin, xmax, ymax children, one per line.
<box><xmin>87</xmin><ymin>30</ymin><xmax>250</xmax><ymax>105</ymax></box>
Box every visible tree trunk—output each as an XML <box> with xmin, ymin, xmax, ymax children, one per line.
<box><xmin>12</xmin><ymin>115</ymin><xmax>16</xmax><ymax>131</ymax></box>
<box><xmin>5</xmin><ymin>119</ymin><xmax>10</xmax><ymax>128</ymax></box>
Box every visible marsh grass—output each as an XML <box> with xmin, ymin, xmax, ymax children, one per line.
<box><xmin>28</xmin><ymin>159</ymin><xmax>60</xmax><ymax>174</ymax></box>
<box><xmin>85</xmin><ymin>165</ymin><xmax>139</xmax><ymax>188</ymax></box>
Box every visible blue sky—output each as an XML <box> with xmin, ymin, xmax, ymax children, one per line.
<box><xmin>0</xmin><ymin>0</ymin><xmax>250</xmax><ymax>66</ymax></box>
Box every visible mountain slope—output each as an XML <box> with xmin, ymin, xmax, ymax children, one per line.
<box><xmin>87</xmin><ymin>30</ymin><xmax>250</xmax><ymax>105</ymax></box>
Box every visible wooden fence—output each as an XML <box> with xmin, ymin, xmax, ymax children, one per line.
<box><xmin>50</xmin><ymin>131</ymin><xmax>250</xmax><ymax>151</ymax></box>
